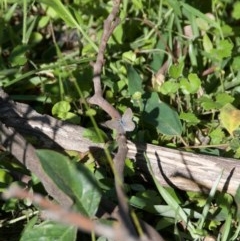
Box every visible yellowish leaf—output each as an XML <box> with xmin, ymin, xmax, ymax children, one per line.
<box><xmin>219</xmin><ymin>103</ymin><xmax>240</xmax><ymax>136</ymax></box>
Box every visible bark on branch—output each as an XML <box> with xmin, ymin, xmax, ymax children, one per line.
<box><xmin>1</xmin><ymin>88</ymin><xmax>239</xmax><ymax>197</ymax></box>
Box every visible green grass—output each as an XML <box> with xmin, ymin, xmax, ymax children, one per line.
<box><xmin>1</xmin><ymin>0</ymin><xmax>240</xmax><ymax>240</ymax></box>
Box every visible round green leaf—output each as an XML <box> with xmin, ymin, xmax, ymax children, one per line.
<box><xmin>168</xmin><ymin>62</ymin><xmax>184</xmax><ymax>79</ymax></box>
<box><xmin>52</xmin><ymin>101</ymin><xmax>71</xmax><ymax>116</ymax></box>
<box><xmin>160</xmin><ymin>81</ymin><xmax>179</xmax><ymax>95</ymax></box>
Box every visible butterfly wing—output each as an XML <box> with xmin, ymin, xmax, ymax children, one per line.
<box><xmin>105</xmin><ymin>119</ymin><xmax>124</xmax><ymax>133</ymax></box>
<box><xmin>105</xmin><ymin>108</ymin><xmax>135</xmax><ymax>133</ymax></box>
<box><xmin>123</xmin><ymin>120</ymin><xmax>135</xmax><ymax>132</ymax></box>
<box><xmin>121</xmin><ymin>108</ymin><xmax>135</xmax><ymax>132</ymax></box>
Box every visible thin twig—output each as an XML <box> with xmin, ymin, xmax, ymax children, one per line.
<box><xmin>3</xmin><ymin>185</ymin><xmax>138</xmax><ymax>241</ymax></box>
<box><xmin>87</xmin><ymin>0</ymin><xmax>141</xmax><ymax>238</ymax></box>
<box><xmin>88</xmin><ymin>0</ymin><xmax>121</xmax><ymax>119</ymax></box>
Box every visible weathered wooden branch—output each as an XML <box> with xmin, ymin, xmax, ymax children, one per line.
<box><xmin>1</xmin><ymin>89</ymin><xmax>167</xmax><ymax>241</ymax></box>
<box><xmin>1</xmin><ymin>88</ymin><xmax>240</xmax><ymax>197</ymax></box>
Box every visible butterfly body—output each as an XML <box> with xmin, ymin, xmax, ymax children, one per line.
<box><xmin>105</xmin><ymin>108</ymin><xmax>135</xmax><ymax>134</ymax></box>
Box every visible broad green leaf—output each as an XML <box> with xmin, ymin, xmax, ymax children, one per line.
<box><xmin>143</xmin><ymin>92</ymin><xmax>182</xmax><ymax>135</ymax></box>
<box><xmin>187</xmin><ymin>191</ymin><xmax>207</xmax><ymax>208</ymax></box>
<box><xmin>196</xmin><ymin>17</ymin><xmax>209</xmax><ymax>31</ymax></box>
<box><xmin>110</xmin><ymin>24</ymin><xmax>123</xmax><ymax>44</ymax></box>
<box><xmin>232</xmin><ymin>56</ymin><xmax>240</xmax><ymax>72</ymax></box>
<box><xmin>210</xmin><ymin>40</ymin><xmax>233</xmax><ymax>60</ymax></box>
<box><xmin>180</xmin><ymin>73</ymin><xmax>201</xmax><ymax>94</ymax></box>
<box><xmin>130</xmin><ymin>190</ymin><xmax>162</xmax><ymax>213</ymax></box>
<box><xmin>0</xmin><ymin>168</ymin><xmax>13</xmax><ymax>183</ymax></box>
<box><xmin>232</xmin><ymin>2</ymin><xmax>240</xmax><ymax>20</ymax></box>
<box><xmin>20</xmin><ymin>220</ymin><xmax>76</xmax><ymax>241</ymax></box>
<box><xmin>203</xmin><ymin>34</ymin><xmax>213</xmax><ymax>53</ymax></box>
<box><xmin>52</xmin><ymin>101</ymin><xmax>71</xmax><ymax>115</ymax></box>
<box><xmin>37</xmin><ymin>151</ymin><xmax>75</xmax><ymax>199</ymax></box>
<box><xmin>229</xmin><ymin>138</ymin><xmax>240</xmax><ymax>151</ymax></box>
<box><xmin>124</xmin><ymin>158</ymin><xmax>135</xmax><ymax>177</ymax></box>
<box><xmin>0</xmin><ymin>169</ymin><xmax>13</xmax><ymax>191</ymax></box>
<box><xmin>52</xmin><ymin>101</ymin><xmax>80</xmax><ymax>123</ymax></box>
<box><xmin>168</xmin><ymin>62</ymin><xmax>184</xmax><ymax>79</ymax></box>
<box><xmin>198</xmin><ymin>96</ymin><xmax>221</xmax><ymax>110</ymax></box>
<box><xmin>188</xmin><ymin>73</ymin><xmax>201</xmax><ymax>88</ymax></box>
<box><xmin>122</xmin><ymin>51</ymin><xmax>137</xmax><ymax>63</ymax></box>
<box><xmin>2</xmin><ymin>194</ymin><xmax>19</xmax><ymax>212</ymax></box>
<box><xmin>150</xmin><ymin>38</ymin><xmax>167</xmax><ymax>72</ymax></box>
<box><xmin>179</xmin><ymin>112</ymin><xmax>200</xmax><ymax>126</ymax></box>
<box><xmin>209</xmin><ymin>129</ymin><xmax>225</xmax><ymax>145</ymax></box>
<box><xmin>219</xmin><ymin>103</ymin><xmax>240</xmax><ymax>136</ymax></box>
<box><xmin>215</xmin><ymin>93</ymin><xmax>234</xmax><ymax>106</ymax></box>
<box><xmin>154</xmin><ymin>206</ymin><xmax>202</xmax><ymax>219</ymax></box>
<box><xmin>132</xmin><ymin>0</ymin><xmax>143</xmax><ymax>9</ymax></box>
<box><xmin>160</xmin><ymin>80</ymin><xmax>179</xmax><ymax>95</ymax></box>
<box><xmin>38</xmin><ymin>15</ymin><xmax>50</xmax><ymax>28</ymax></box>
<box><xmin>216</xmin><ymin>193</ymin><xmax>234</xmax><ymax>221</ymax></box>
<box><xmin>222</xmin><ymin>24</ymin><xmax>233</xmax><ymax>37</ymax></box>
<box><xmin>63</xmin><ymin>112</ymin><xmax>80</xmax><ymax>124</ymax></box>
<box><xmin>127</xmin><ymin>65</ymin><xmax>144</xmax><ymax>95</ymax></box>
<box><xmin>36</xmin><ymin>150</ymin><xmax>101</xmax><ymax>217</ymax></box>
<box><xmin>9</xmin><ymin>44</ymin><xmax>29</xmax><ymax>66</ymax></box>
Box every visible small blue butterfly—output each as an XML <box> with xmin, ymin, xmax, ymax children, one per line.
<box><xmin>105</xmin><ymin>108</ymin><xmax>135</xmax><ymax>134</ymax></box>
